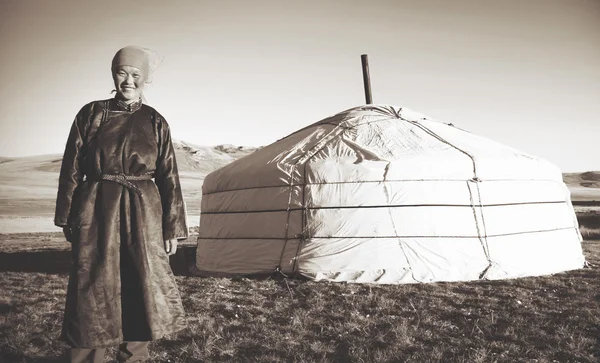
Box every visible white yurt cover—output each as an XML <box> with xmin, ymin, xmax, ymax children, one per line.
<box><xmin>196</xmin><ymin>105</ymin><xmax>584</xmax><ymax>283</ymax></box>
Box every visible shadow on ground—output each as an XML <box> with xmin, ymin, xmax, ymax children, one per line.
<box><xmin>0</xmin><ymin>246</ymin><xmax>197</xmax><ymax>275</ymax></box>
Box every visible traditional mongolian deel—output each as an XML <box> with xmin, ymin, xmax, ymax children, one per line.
<box><xmin>196</xmin><ymin>105</ymin><xmax>584</xmax><ymax>284</ymax></box>
<box><xmin>55</xmin><ymin>98</ymin><xmax>188</xmax><ymax>348</ymax></box>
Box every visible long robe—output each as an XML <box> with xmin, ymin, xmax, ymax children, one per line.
<box><xmin>54</xmin><ymin>98</ymin><xmax>188</xmax><ymax>348</ymax></box>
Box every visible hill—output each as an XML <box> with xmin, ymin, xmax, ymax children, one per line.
<box><xmin>0</xmin><ymin>144</ymin><xmax>597</xmax><ymax>232</ymax></box>
<box><xmin>172</xmin><ymin>141</ymin><xmax>259</xmax><ymax>174</ymax></box>
<box><xmin>563</xmin><ymin>171</ymin><xmax>600</xmax><ymax>202</ymax></box>
<box><xmin>0</xmin><ymin>141</ymin><xmax>258</xmax><ymax>219</ymax></box>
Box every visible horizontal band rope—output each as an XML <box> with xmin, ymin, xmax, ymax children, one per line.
<box><xmin>197</xmin><ymin>226</ymin><xmax>576</xmax><ymax>240</ymax></box>
<box><xmin>200</xmin><ymin>200</ymin><xmax>568</xmax><ymax>215</ymax></box>
<box><xmin>202</xmin><ymin>178</ymin><xmax>564</xmax><ymax>196</ymax></box>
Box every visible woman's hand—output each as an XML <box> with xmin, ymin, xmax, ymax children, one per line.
<box><xmin>164</xmin><ymin>238</ymin><xmax>178</xmax><ymax>256</ymax></box>
<box><xmin>62</xmin><ymin>226</ymin><xmax>73</xmax><ymax>243</ymax></box>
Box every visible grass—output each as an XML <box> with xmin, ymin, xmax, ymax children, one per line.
<box><xmin>579</xmin><ymin>226</ymin><xmax>600</xmax><ymax>240</ymax></box>
<box><xmin>0</xmin><ymin>232</ymin><xmax>68</xmax><ymax>253</ymax></box>
<box><xmin>1</xmin><ymin>210</ymin><xmax>599</xmax><ymax>362</ymax></box>
<box><xmin>576</xmin><ymin>209</ymin><xmax>600</xmax><ymax>240</ymax></box>
<box><xmin>1</xmin><ymin>241</ymin><xmax>600</xmax><ymax>362</ymax></box>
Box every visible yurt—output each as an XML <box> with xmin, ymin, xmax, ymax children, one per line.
<box><xmin>196</xmin><ymin>105</ymin><xmax>584</xmax><ymax>284</ymax></box>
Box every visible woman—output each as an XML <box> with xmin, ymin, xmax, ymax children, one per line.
<box><xmin>54</xmin><ymin>46</ymin><xmax>188</xmax><ymax>363</ymax></box>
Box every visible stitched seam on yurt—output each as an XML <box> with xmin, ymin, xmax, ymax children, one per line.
<box><xmin>475</xmin><ymin>182</ymin><xmax>492</xmax><ymax>264</ymax></box>
<box><xmin>383</xmin><ymin>181</ymin><xmax>418</xmax><ymax>282</ymax></box>
<box><xmin>276</xmin><ymin>121</ymin><xmax>349</xmax><ymax>273</ymax></box>
<box><xmin>290</xmin><ymin>163</ymin><xmax>309</xmax><ymax>274</ymax></box>
<box><xmin>280</xmin><ymin>119</ymin><xmax>360</xmax><ymax>272</ymax></box>
<box><xmin>291</xmin><ymin>120</ymin><xmax>362</xmax><ymax>242</ymax></box>
<box><xmin>467</xmin><ymin>181</ymin><xmax>492</xmax><ymax>267</ymax></box>
<box><xmin>196</xmin><ymin>227</ymin><xmax>577</xmax><ymax>240</ymax></box>
<box><xmin>399</xmin><ymin>115</ymin><xmax>496</xmax><ymax>275</ymax></box>
<box><xmin>277</xmin><ymin>173</ymin><xmax>296</xmax><ymax>273</ymax></box>
<box><xmin>295</xmin><ymin>159</ymin><xmax>317</xmax><ymax>272</ymax></box>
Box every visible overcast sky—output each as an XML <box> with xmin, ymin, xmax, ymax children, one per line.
<box><xmin>0</xmin><ymin>0</ymin><xmax>598</xmax><ymax>172</ymax></box>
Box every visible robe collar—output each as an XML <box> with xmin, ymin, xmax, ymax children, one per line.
<box><xmin>113</xmin><ymin>98</ymin><xmax>143</xmax><ymax>112</ymax></box>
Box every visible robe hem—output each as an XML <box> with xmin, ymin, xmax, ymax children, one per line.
<box><xmin>60</xmin><ymin>323</ymin><xmax>187</xmax><ymax>348</ymax></box>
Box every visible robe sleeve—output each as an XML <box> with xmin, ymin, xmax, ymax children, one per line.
<box><xmin>155</xmin><ymin>116</ymin><xmax>188</xmax><ymax>241</ymax></box>
<box><xmin>54</xmin><ymin>110</ymin><xmax>86</xmax><ymax>227</ymax></box>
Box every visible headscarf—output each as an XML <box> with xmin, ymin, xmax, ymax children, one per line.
<box><xmin>111</xmin><ymin>46</ymin><xmax>163</xmax><ymax>80</ymax></box>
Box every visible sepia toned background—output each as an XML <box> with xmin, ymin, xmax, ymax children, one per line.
<box><xmin>0</xmin><ymin>0</ymin><xmax>598</xmax><ymax>172</ymax></box>
<box><xmin>1</xmin><ymin>2</ymin><xmax>600</xmax><ymax>362</ymax></box>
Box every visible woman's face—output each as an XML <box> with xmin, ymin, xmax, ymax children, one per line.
<box><xmin>113</xmin><ymin>65</ymin><xmax>147</xmax><ymax>103</ymax></box>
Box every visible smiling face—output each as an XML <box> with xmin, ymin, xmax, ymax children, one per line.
<box><xmin>112</xmin><ymin>65</ymin><xmax>147</xmax><ymax>103</ymax></box>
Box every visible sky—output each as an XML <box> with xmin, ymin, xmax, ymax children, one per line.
<box><xmin>0</xmin><ymin>0</ymin><xmax>598</xmax><ymax>172</ymax></box>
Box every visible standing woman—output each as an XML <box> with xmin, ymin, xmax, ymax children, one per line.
<box><xmin>54</xmin><ymin>46</ymin><xmax>188</xmax><ymax>363</ymax></box>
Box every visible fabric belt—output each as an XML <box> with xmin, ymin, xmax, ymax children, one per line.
<box><xmin>90</xmin><ymin>173</ymin><xmax>153</xmax><ymax>196</ymax></box>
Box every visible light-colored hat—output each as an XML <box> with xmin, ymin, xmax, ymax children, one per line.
<box><xmin>111</xmin><ymin>46</ymin><xmax>163</xmax><ymax>79</ymax></box>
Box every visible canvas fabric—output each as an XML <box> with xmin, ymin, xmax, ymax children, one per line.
<box><xmin>196</xmin><ymin>105</ymin><xmax>584</xmax><ymax>283</ymax></box>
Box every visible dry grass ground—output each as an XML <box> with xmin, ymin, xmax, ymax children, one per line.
<box><xmin>1</xmin><ymin>211</ymin><xmax>599</xmax><ymax>362</ymax></box>
<box><xmin>576</xmin><ymin>209</ymin><xmax>600</xmax><ymax>240</ymax></box>
<box><xmin>1</xmin><ymin>151</ymin><xmax>598</xmax><ymax>362</ymax></box>
<box><xmin>0</xmin><ymin>239</ymin><xmax>599</xmax><ymax>362</ymax></box>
